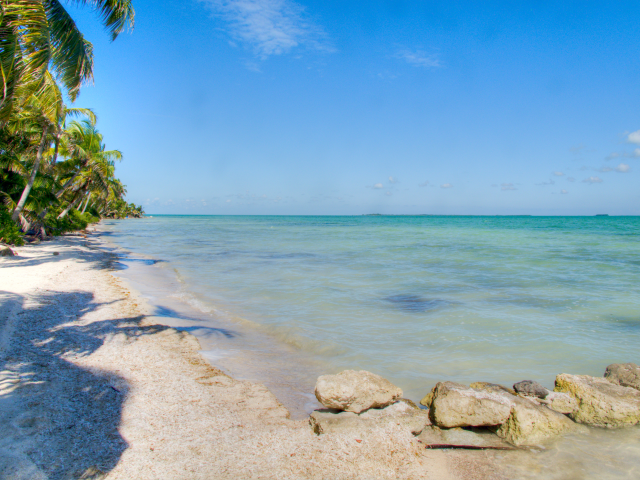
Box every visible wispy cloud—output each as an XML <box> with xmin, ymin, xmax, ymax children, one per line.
<box><xmin>583</xmin><ymin>176</ymin><xmax>603</xmax><ymax>184</ymax></box>
<box><xmin>388</xmin><ymin>176</ymin><xmax>399</xmax><ymax>184</ymax></box>
<box><xmin>396</xmin><ymin>49</ymin><xmax>441</xmax><ymax>68</ymax></box>
<box><xmin>616</xmin><ymin>163</ymin><xmax>631</xmax><ymax>173</ymax></box>
<box><xmin>501</xmin><ymin>183</ymin><xmax>516</xmax><ymax>191</ymax></box>
<box><xmin>553</xmin><ymin>171</ymin><xmax>564</xmax><ymax>176</ymax></box>
<box><xmin>440</xmin><ymin>183</ymin><xmax>453</xmax><ymax>188</ymax></box>
<box><xmin>567</xmin><ymin>177</ymin><xmax>576</xmax><ymax>182</ymax></box>
<box><xmin>418</xmin><ymin>180</ymin><xmax>429</xmax><ymax>187</ymax></box>
<box><xmin>560</xmin><ymin>189</ymin><xmax>569</xmax><ymax>194</ymax></box>
<box><xmin>372</xmin><ymin>183</ymin><xmax>384</xmax><ymax>189</ymax></box>
<box><xmin>628</xmin><ymin>130</ymin><xmax>640</xmax><ymax>145</ymax></box>
<box><xmin>536</xmin><ymin>178</ymin><xmax>555</xmax><ymax>186</ymax></box>
<box><xmin>200</xmin><ymin>0</ymin><xmax>330</xmax><ymax>57</ymax></box>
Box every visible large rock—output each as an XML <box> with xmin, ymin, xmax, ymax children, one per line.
<box><xmin>314</xmin><ymin>370</ymin><xmax>402</xmax><ymax>413</ymax></box>
<box><xmin>555</xmin><ymin>373</ymin><xmax>640</xmax><ymax>427</ymax></box>
<box><xmin>495</xmin><ymin>395</ymin><xmax>580</xmax><ymax>446</ymax></box>
<box><xmin>604</xmin><ymin>363</ymin><xmax>640</xmax><ymax>391</ymax></box>
<box><xmin>0</xmin><ymin>246</ymin><xmax>15</xmax><ymax>257</ymax></box>
<box><xmin>428</xmin><ymin>381</ymin><xmax>515</xmax><ymax>428</ymax></box>
<box><xmin>513</xmin><ymin>380</ymin><xmax>548</xmax><ymax>399</ymax></box>
<box><xmin>309</xmin><ymin>399</ymin><xmax>430</xmax><ymax>435</ymax></box>
<box><xmin>542</xmin><ymin>391</ymin><xmax>578</xmax><ymax>415</ymax></box>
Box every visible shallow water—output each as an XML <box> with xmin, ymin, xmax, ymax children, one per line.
<box><xmin>98</xmin><ymin>215</ymin><xmax>640</xmax><ymax>478</ymax></box>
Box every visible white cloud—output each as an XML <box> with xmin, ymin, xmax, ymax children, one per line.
<box><xmin>553</xmin><ymin>171</ymin><xmax>564</xmax><ymax>176</ymax></box>
<box><xmin>627</xmin><ymin>130</ymin><xmax>640</xmax><ymax>145</ymax></box>
<box><xmin>385</xmin><ymin>191</ymin><xmax>392</xmax><ymax>196</ymax></box>
<box><xmin>606</xmin><ymin>152</ymin><xmax>620</xmax><ymax>160</ymax></box>
<box><xmin>440</xmin><ymin>183</ymin><xmax>453</xmax><ymax>188</ymax></box>
<box><xmin>616</xmin><ymin>163</ymin><xmax>631</xmax><ymax>173</ymax></box>
<box><xmin>582</xmin><ymin>176</ymin><xmax>603</xmax><ymax>184</ymax></box>
<box><xmin>560</xmin><ymin>189</ymin><xmax>569</xmax><ymax>194</ymax></box>
<box><xmin>599</xmin><ymin>166</ymin><xmax>613</xmax><ymax>172</ymax></box>
<box><xmin>388</xmin><ymin>176</ymin><xmax>399</xmax><ymax>184</ymax></box>
<box><xmin>200</xmin><ymin>0</ymin><xmax>329</xmax><ymax>57</ymax></box>
<box><xmin>501</xmin><ymin>183</ymin><xmax>516</xmax><ymax>191</ymax></box>
<box><xmin>373</xmin><ymin>183</ymin><xmax>384</xmax><ymax>189</ymax></box>
<box><xmin>396</xmin><ymin>49</ymin><xmax>441</xmax><ymax>68</ymax></box>
<box><xmin>226</xmin><ymin>199</ymin><xmax>232</xmax><ymax>202</ymax></box>
<box><xmin>419</xmin><ymin>181</ymin><xmax>429</xmax><ymax>187</ymax></box>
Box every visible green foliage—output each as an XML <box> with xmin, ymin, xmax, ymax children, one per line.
<box><xmin>0</xmin><ymin>206</ymin><xmax>24</xmax><ymax>245</ymax></box>
<box><xmin>44</xmin><ymin>208</ymin><xmax>99</xmax><ymax>235</ymax></box>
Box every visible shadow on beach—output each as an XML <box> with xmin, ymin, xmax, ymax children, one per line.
<box><xmin>0</xmin><ymin>289</ymin><xmax>169</xmax><ymax>480</ymax></box>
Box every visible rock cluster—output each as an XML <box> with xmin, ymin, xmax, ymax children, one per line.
<box><xmin>311</xmin><ymin>370</ymin><xmax>429</xmax><ymax>437</ymax></box>
<box><xmin>0</xmin><ymin>246</ymin><xmax>15</xmax><ymax>257</ymax></box>
<box><xmin>310</xmin><ymin>362</ymin><xmax>640</xmax><ymax>447</ymax></box>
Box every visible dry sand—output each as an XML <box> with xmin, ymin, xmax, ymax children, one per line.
<box><xmin>0</xmin><ymin>234</ymin><xmax>508</xmax><ymax>479</ymax></box>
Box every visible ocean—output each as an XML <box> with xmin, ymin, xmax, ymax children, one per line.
<box><xmin>98</xmin><ymin>215</ymin><xmax>640</xmax><ymax>478</ymax></box>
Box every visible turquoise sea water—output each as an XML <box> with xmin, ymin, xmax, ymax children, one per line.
<box><xmin>101</xmin><ymin>215</ymin><xmax>640</xmax><ymax>401</ymax></box>
<box><xmin>100</xmin><ymin>215</ymin><xmax>640</xmax><ymax>478</ymax></box>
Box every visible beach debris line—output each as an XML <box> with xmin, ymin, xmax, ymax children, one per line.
<box><xmin>309</xmin><ymin>363</ymin><xmax>640</xmax><ymax>448</ymax></box>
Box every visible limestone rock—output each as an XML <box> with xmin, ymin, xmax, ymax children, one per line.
<box><xmin>544</xmin><ymin>391</ymin><xmax>578</xmax><ymax>415</ymax></box>
<box><xmin>470</xmin><ymin>382</ymin><xmax>516</xmax><ymax>395</ymax></box>
<box><xmin>314</xmin><ymin>370</ymin><xmax>402</xmax><ymax>413</ymax></box>
<box><xmin>555</xmin><ymin>373</ymin><xmax>640</xmax><ymax>427</ymax></box>
<box><xmin>417</xmin><ymin>425</ymin><xmax>513</xmax><ymax>449</ymax></box>
<box><xmin>495</xmin><ymin>395</ymin><xmax>579</xmax><ymax>446</ymax></box>
<box><xmin>0</xmin><ymin>246</ymin><xmax>15</xmax><ymax>257</ymax></box>
<box><xmin>428</xmin><ymin>381</ymin><xmax>515</xmax><ymax>428</ymax></box>
<box><xmin>309</xmin><ymin>399</ymin><xmax>430</xmax><ymax>435</ymax></box>
<box><xmin>420</xmin><ymin>388</ymin><xmax>435</xmax><ymax>408</ymax></box>
<box><xmin>604</xmin><ymin>363</ymin><xmax>640</xmax><ymax>391</ymax></box>
<box><xmin>513</xmin><ymin>380</ymin><xmax>548</xmax><ymax>399</ymax></box>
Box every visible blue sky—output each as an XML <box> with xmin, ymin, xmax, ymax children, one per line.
<box><xmin>70</xmin><ymin>0</ymin><xmax>640</xmax><ymax>215</ymax></box>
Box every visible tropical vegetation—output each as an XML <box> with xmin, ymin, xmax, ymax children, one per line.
<box><xmin>0</xmin><ymin>0</ymin><xmax>141</xmax><ymax>246</ymax></box>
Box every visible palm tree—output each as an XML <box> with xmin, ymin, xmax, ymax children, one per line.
<box><xmin>54</xmin><ymin>119</ymin><xmax>121</xmax><ymax>219</ymax></box>
<box><xmin>1</xmin><ymin>0</ymin><xmax>135</xmax><ymax>122</ymax></box>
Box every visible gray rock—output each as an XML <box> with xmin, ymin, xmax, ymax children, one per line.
<box><xmin>0</xmin><ymin>246</ymin><xmax>15</xmax><ymax>257</ymax></box>
<box><xmin>555</xmin><ymin>373</ymin><xmax>640</xmax><ymax>427</ymax></box>
<box><xmin>604</xmin><ymin>363</ymin><xmax>640</xmax><ymax>391</ymax></box>
<box><xmin>513</xmin><ymin>380</ymin><xmax>548</xmax><ymax>399</ymax></box>
<box><xmin>428</xmin><ymin>381</ymin><xmax>515</xmax><ymax>428</ymax></box>
<box><xmin>314</xmin><ymin>370</ymin><xmax>403</xmax><ymax>413</ymax></box>
<box><xmin>309</xmin><ymin>399</ymin><xmax>430</xmax><ymax>435</ymax></box>
<box><xmin>495</xmin><ymin>394</ymin><xmax>580</xmax><ymax>446</ymax></box>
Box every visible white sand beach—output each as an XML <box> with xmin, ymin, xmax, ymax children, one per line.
<box><xmin>0</xmin><ymin>233</ymin><xmax>507</xmax><ymax>479</ymax></box>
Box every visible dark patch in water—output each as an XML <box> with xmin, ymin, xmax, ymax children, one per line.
<box><xmin>257</xmin><ymin>252</ymin><xmax>316</xmax><ymax>260</ymax></box>
<box><xmin>384</xmin><ymin>295</ymin><xmax>450</xmax><ymax>312</ymax></box>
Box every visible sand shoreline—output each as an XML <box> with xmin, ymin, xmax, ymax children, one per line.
<box><xmin>0</xmin><ymin>232</ymin><xmax>505</xmax><ymax>479</ymax></box>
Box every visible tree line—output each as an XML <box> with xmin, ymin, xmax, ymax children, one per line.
<box><xmin>1</xmin><ymin>0</ymin><xmax>142</xmax><ymax>246</ymax></box>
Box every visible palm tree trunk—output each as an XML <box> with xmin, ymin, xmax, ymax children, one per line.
<box><xmin>57</xmin><ymin>189</ymin><xmax>85</xmax><ymax>219</ymax></box>
<box><xmin>81</xmin><ymin>192</ymin><xmax>91</xmax><ymax>213</ymax></box>
<box><xmin>11</xmin><ymin>126</ymin><xmax>50</xmax><ymax>222</ymax></box>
